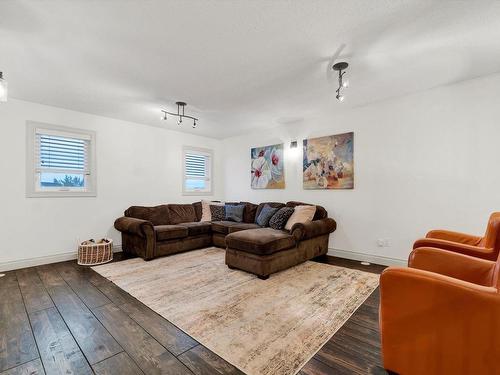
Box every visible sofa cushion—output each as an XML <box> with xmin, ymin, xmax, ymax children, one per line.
<box><xmin>228</xmin><ymin>223</ymin><xmax>261</xmax><ymax>234</ymax></box>
<box><xmin>226</xmin><ymin>228</ymin><xmax>296</xmax><ymax>255</ymax></box>
<box><xmin>125</xmin><ymin>205</ymin><xmax>170</xmax><ymax>226</ymax></box>
<box><xmin>179</xmin><ymin>221</ymin><xmax>212</xmax><ymax>236</ymax></box>
<box><xmin>225</xmin><ymin>204</ymin><xmax>245</xmax><ymax>222</ymax></box>
<box><xmin>269</xmin><ymin>207</ymin><xmax>295</xmax><ymax>230</ymax></box>
<box><xmin>155</xmin><ymin>225</ymin><xmax>188</xmax><ymax>241</ymax></box>
<box><xmin>211</xmin><ymin>221</ymin><xmax>239</xmax><ymax>234</ymax></box>
<box><xmin>286</xmin><ymin>201</ymin><xmax>327</xmax><ymax>220</ymax></box>
<box><xmin>168</xmin><ymin>204</ymin><xmax>197</xmax><ymax>224</ymax></box>
<box><xmin>255</xmin><ymin>204</ymin><xmax>279</xmax><ymax>227</ymax></box>
<box><xmin>240</xmin><ymin>201</ymin><xmax>258</xmax><ymax>223</ymax></box>
<box><xmin>192</xmin><ymin>201</ymin><xmax>203</xmax><ymax>221</ymax></box>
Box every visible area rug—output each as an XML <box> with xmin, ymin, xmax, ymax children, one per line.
<box><xmin>93</xmin><ymin>247</ymin><xmax>379</xmax><ymax>375</ymax></box>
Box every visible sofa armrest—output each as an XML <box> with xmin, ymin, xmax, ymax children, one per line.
<box><xmin>291</xmin><ymin>218</ymin><xmax>337</xmax><ymax>241</ymax></box>
<box><xmin>114</xmin><ymin>217</ymin><xmax>153</xmax><ymax>238</ymax></box>
<box><xmin>380</xmin><ymin>267</ymin><xmax>500</xmax><ymax>374</ymax></box>
<box><xmin>426</xmin><ymin>229</ymin><xmax>482</xmax><ymax>245</ymax></box>
<box><xmin>409</xmin><ymin>247</ymin><xmax>495</xmax><ymax>286</ymax></box>
<box><xmin>413</xmin><ymin>238</ymin><xmax>496</xmax><ymax>260</ymax></box>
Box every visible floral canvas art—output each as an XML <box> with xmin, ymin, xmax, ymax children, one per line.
<box><xmin>251</xmin><ymin>143</ymin><xmax>285</xmax><ymax>189</ymax></box>
<box><xmin>303</xmin><ymin>132</ymin><xmax>354</xmax><ymax>189</ymax></box>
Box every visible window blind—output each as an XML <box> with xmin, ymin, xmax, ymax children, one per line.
<box><xmin>35</xmin><ymin>130</ymin><xmax>90</xmax><ymax>174</ymax></box>
<box><xmin>185</xmin><ymin>152</ymin><xmax>208</xmax><ymax>178</ymax></box>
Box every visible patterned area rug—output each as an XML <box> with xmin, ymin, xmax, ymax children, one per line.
<box><xmin>93</xmin><ymin>247</ymin><xmax>379</xmax><ymax>375</ymax></box>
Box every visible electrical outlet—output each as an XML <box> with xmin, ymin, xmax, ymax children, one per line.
<box><xmin>377</xmin><ymin>238</ymin><xmax>392</xmax><ymax>247</ymax></box>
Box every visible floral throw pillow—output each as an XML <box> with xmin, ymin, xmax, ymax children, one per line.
<box><xmin>269</xmin><ymin>207</ymin><xmax>295</xmax><ymax>230</ymax></box>
<box><xmin>210</xmin><ymin>205</ymin><xmax>226</xmax><ymax>222</ymax></box>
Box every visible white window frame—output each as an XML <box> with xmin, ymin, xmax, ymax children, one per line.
<box><xmin>182</xmin><ymin>146</ymin><xmax>213</xmax><ymax>196</ymax></box>
<box><xmin>26</xmin><ymin>121</ymin><xmax>97</xmax><ymax>197</ymax></box>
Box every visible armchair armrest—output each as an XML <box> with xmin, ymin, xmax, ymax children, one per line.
<box><xmin>290</xmin><ymin>218</ymin><xmax>336</xmax><ymax>241</ymax></box>
<box><xmin>425</xmin><ymin>229</ymin><xmax>482</xmax><ymax>245</ymax></box>
<box><xmin>380</xmin><ymin>267</ymin><xmax>500</xmax><ymax>375</ymax></box>
<box><xmin>413</xmin><ymin>237</ymin><xmax>496</xmax><ymax>260</ymax></box>
<box><xmin>409</xmin><ymin>247</ymin><xmax>495</xmax><ymax>286</ymax></box>
<box><xmin>114</xmin><ymin>216</ymin><xmax>153</xmax><ymax>238</ymax></box>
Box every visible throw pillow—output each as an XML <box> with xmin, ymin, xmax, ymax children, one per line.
<box><xmin>284</xmin><ymin>205</ymin><xmax>316</xmax><ymax>231</ymax></box>
<box><xmin>210</xmin><ymin>204</ymin><xmax>226</xmax><ymax>221</ymax></box>
<box><xmin>269</xmin><ymin>207</ymin><xmax>295</xmax><ymax>230</ymax></box>
<box><xmin>255</xmin><ymin>204</ymin><xmax>279</xmax><ymax>227</ymax></box>
<box><xmin>201</xmin><ymin>200</ymin><xmax>223</xmax><ymax>221</ymax></box>
<box><xmin>225</xmin><ymin>204</ymin><xmax>245</xmax><ymax>222</ymax></box>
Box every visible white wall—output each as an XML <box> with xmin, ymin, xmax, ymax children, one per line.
<box><xmin>2</xmin><ymin>73</ymin><xmax>500</xmax><ymax>270</ymax></box>
<box><xmin>0</xmin><ymin>99</ymin><xmax>223</xmax><ymax>270</ymax></box>
<box><xmin>222</xmin><ymin>73</ymin><xmax>500</xmax><ymax>264</ymax></box>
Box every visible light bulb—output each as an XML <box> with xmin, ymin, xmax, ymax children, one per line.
<box><xmin>342</xmin><ymin>80</ymin><xmax>349</xmax><ymax>88</ymax></box>
<box><xmin>0</xmin><ymin>72</ymin><xmax>7</xmax><ymax>103</ymax></box>
<box><xmin>178</xmin><ymin>117</ymin><xmax>183</xmax><ymax>125</ymax></box>
<box><xmin>337</xmin><ymin>94</ymin><xmax>345</xmax><ymax>102</ymax></box>
<box><xmin>161</xmin><ymin>113</ymin><xmax>167</xmax><ymax>121</ymax></box>
<box><xmin>192</xmin><ymin>119</ymin><xmax>197</xmax><ymax>128</ymax></box>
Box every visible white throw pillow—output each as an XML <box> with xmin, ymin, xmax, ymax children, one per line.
<box><xmin>284</xmin><ymin>205</ymin><xmax>316</xmax><ymax>231</ymax></box>
<box><xmin>200</xmin><ymin>200</ymin><xmax>224</xmax><ymax>222</ymax></box>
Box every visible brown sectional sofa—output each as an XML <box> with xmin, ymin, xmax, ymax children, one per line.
<box><xmin>114</xmin><ymin>200</ymin><xmax>336</xmax><ymax>279</ymax></box>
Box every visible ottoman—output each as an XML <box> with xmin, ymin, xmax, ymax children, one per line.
<box><xmin>225</xmin><ymin>227</ymin><xmax>303</xmax><ymax>279</ymax></box>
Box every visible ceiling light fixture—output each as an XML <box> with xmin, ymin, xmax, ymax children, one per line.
<box><xmin>161</xmin><ymin>102</ymin><xmax>198</xmax><ymax>129</ymax></box>
<box><xmin>0</xmin><ymin>72</ymin><xmax>8</xmax><ymax>102</ymax></box>
<box><xmin>332</xmin><ymin>62</ymin><xmax>349</xmax><ymax>102</ymax></box>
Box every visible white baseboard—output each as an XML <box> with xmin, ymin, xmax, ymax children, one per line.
<box><xmin>0</xmin><ymin>245</ymin><xmax>123</xmax><ymax>272</ymax></box>
<box><xmin>1</xmin><ymin>245</ymin><xmax>403</xmax><ymax>272</ymax></box>
<box><xmin>328</xmin><ymin>248</ymin><xmax>407</xmax><ymax>267</ymax></box>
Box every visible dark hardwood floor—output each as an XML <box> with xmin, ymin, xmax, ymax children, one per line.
<box><xmin>0</xmin><ymin>253</ymin><xmax>386</xmax><ymax>375</ymax></box>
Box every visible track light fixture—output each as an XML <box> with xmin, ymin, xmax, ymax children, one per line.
<box><xmin>161</xmin><ymin>102</ymin><xmax>199</xmax><ymax>128</ymax></box>
<box><xmin>332</xmin><ymin>62</ymin><xmax>349</xmax><ymax>102</ymax></box>
<box><xmin>0</xmin><ymin>72</ymin><xmax>8</xmax><ymax>103</ymax></box>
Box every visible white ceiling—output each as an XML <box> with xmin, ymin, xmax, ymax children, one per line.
<box><xmin>2</xmin><ymin>0</ymin><xmax>500</xmax><ymax>138</ymax></box>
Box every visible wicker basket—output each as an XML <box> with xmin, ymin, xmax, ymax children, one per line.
<box><xmin>78</xmin><ymin>239</ymin><xmax>113</xmax><ymax>266</ymax></box>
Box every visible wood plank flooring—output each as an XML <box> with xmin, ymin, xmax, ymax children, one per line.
<box><xmin>0</xmin><ymin>253</ymin><xmax>386</xmax><ymax>375</ymax></box>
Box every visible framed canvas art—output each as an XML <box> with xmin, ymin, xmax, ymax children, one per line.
<box><xmin>251</xmin><ymin>143</ymin><xmax>285</xmax><ymax>189</ymax></box>
<box><xmin>303</xmin><ymin>132</ymin><xmax>354</xmax><ymax>189</ymax></box>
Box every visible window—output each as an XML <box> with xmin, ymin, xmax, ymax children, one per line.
<box><xmin>182</xmin><ymin>146</ymin><xmax>212</xmax><ymax>195</ymax></box>
<box><xmin>26</xmin><ymin>122</ymin><xmax>96</xmax><ymax>197</ymax></box>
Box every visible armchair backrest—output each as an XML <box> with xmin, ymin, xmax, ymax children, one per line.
<box><xmin>480</xmin><ymin>212</ymin><xmax>500</xmax><ymax>251</ymax></box>
<box><xmin>487</xmin><ymin>242</ymin><xmax>500</xmax><ymax>290</ymax></box>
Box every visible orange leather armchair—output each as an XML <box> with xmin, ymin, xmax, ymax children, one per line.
<box><xmin>380</xmin><ymin>247</ymin><xmax>500</xmax><ymax>375</ymax></box>
<box><xmin>413</xmin><ymin>212</ymin><xmax>500</xmax><ymax>260</ymax></box>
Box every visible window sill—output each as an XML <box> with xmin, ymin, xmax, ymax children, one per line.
<box><xmin>26</xmin><ymin>191</ymin><xmax>97</xmax><ymax>198</ymax></box>
<box><xmin>182</xmin><ymin>191</ymin><xmax>213</xmax><ymax>196</ymax></box>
